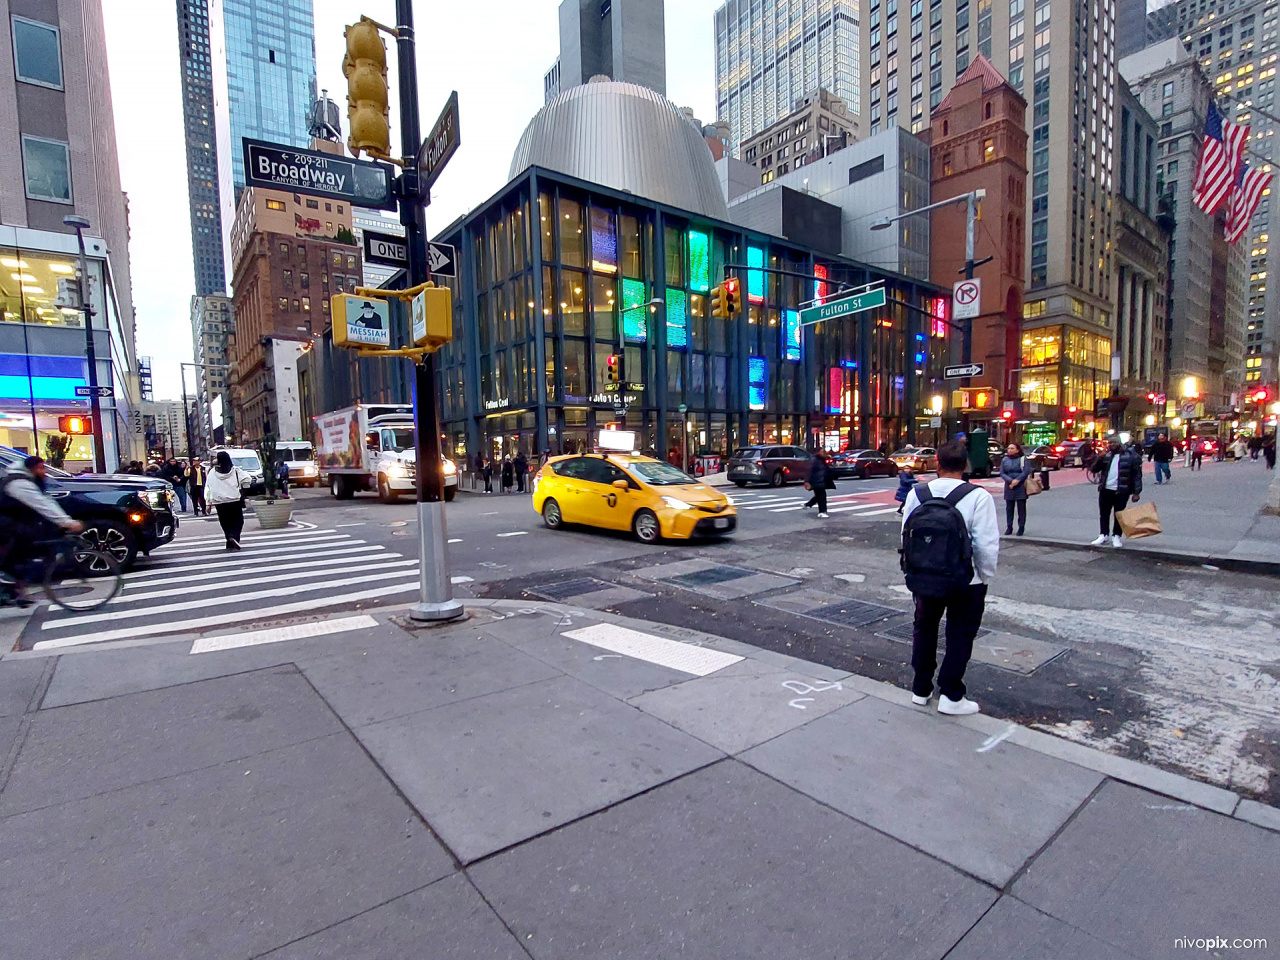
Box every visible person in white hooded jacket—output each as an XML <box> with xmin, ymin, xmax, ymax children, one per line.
<box><xmin>205</xmin><ymin>451</ymin><xmax>248</xmax><ymax>550</ymax></box>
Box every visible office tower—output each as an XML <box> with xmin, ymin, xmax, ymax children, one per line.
<box><xmin>545</xmin><ymin>0</ymin><xmax>666</xmax><ymax>104</ymax></box>
<box><xmin>1123</xmin><ymin>39</ymin><xmax>1249</xmax><ymax>409</ymax></box>
<box><xmin>1136</xmin><ymin>0</ymin><xmax>1279</xmax><ymax>393</ymax></box>
<box><xmin>715</xmin><ymin>0</ymin><xmax>861</xmax><ymax>154</ymax></box>
<box><xmin>177</xmin><ymin>0</ymin><xmax>225</xmax><ymax>298</ymax></box>
<box><xmin>1</xmin><ymin>0</ymin><xmax>140</xmax><ymax>468</ymax></box>
<box><xmin>739</xmin><ymin>88</ymin><xmax>856</xmax><ymax>184</ymax></box>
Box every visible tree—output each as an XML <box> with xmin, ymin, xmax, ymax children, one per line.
<box><xmin>44</xmin><ymin>434</ymin><xmax>72</xmax><ymax>469</ymax></box>
<box><xmin>334</xmin><ymin>226</ymin><xmax>356</xmax><ymax>246</ymax></box>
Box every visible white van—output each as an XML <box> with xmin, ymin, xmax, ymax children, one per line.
<box><xmin>276</xmin><ymin>440</ymin><xmax>319</xmax><ymax>487</ymax></box>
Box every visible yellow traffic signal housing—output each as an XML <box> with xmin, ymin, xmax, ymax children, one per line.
<box><xmin>343</xmin><ymin>19</ymin><xmax>391</xmax><ymax>159</ymax></box>
<box><xmin>952</xmin><ymin>388</ymin><xmax>999</xmax><ymax>411</ymax></box>
<box><xmin>411</xmin><ymin>284</ymin><xmax>453</xmax><ymax>350</ymax></box>
<box><xmin>710</xmin><ymin>284</ymin><xmax>727</xmax><ymax>319</ymax></box>
<box><xmin>723</xmin><ymin>276</ymin><xmax>741</xmax><ymax>315</ymax></box>
<box><xmin>606</xmin><ymin>354</ymin><xmax>620</xmax><ymax>382</ymax></box>
<box><xmin>59</xmin><ymin>414</ymin><xmax>89</xmax><ymax>435</ymax></box>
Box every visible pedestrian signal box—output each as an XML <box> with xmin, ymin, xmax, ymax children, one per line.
<box><xmin>410</xmin><ymin>284</ymin><xmax>453</xmax><ymax>350</ymax></box>
<box><xmin>58</xmin><ymin>415</ymin><xmax>90</xmax><ymax>434</ymax></box>
<box><xmin>952</xmin><ymin>388</ymin><xmax>999</xmax><ymax>412</ymax></box>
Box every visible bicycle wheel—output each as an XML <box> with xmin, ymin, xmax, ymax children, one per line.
<box><xmin>42</xmin><ymin>548</ymin><xmax>123</xmax><ymax>612</ymax></box>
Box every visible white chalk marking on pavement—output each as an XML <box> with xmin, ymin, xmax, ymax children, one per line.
<box><xmin>123</xmin><ymin>544</ymin><xmax>384</xmax><ymax>582</ymax></box>
<box><xmin>335</xmin><ymin>522</ymin><xmax>367</xmax><ymax>528</ymax></box>
<box><xmin>43</xmin><ymin>568</ymin><xmax>422</xmax><ymax>630</ymax></box>
<box><xmin>448</xmin><ymin>538</ymin><xmax>463</xmax><ymax>543</ymax></box>
<box><xmin>190</xmin><ymin>615</ymin><xmax>379</xmax><ymax>655</ymax></box>
<box><xmin>562</xmin><ymin>623</ymin><xmax>743</xmax><ymax>677</ymax></box>
<box><xmin>119</xmin><ymin>558</ymin><xmax>419</xmax><ymax>603</ymax></box>
<box><xmin>848</xmin><ymin>507</ymin><xmax>900</xmax><ymax>517</ymax></box>
<box><xmin>496</xmin><ymin>531</ymin><xmax>528</xmax><ymax>538</ymax></box>
<box><xmin>32</xmin><ymin>582</ymin><xmax>421</xmax><ymax>650</ymax></box>
<box><xmin>825</xmin><ymin>502</ymin><xmax>893</xmax><ymax>515</ymax></box>
<box><xmin>482</xmin><ymin>511</ymin><xmax>498</xmax><ymax>515</ymax></box>
<box><xmin>976</xmin><ymin>724</ymin><xmax>1018</xmax><ymax>753</ymax></box>
<box><xmin>451</xmin><ymin>575</ymin><xmax>474</xmax><ymax>584</ymax></box>
<box><xmin>834</xmin><ymin>573</ymin><xmax>866</xmax><ymax>584</ymax></box>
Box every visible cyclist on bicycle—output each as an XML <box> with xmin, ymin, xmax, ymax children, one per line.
<box><xmin>0</xmin><ymin>455</ymin><xmax>84</xmax><ymax>597</ymax></box>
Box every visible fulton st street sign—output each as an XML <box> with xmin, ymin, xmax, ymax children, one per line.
<box><xmin>798</xmin><ymin>286</ymin><xmax>887</xmax><ymax>326</ymax></box>
<box><xmin>242</xmin><ymin>139</ymin><xmax>396</xmax><ymax>210</ymax></box>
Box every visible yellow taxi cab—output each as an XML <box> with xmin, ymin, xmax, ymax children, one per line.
<box><xmin>532</xmin><ymin>452</ymin><xmax>737</xmax><ymax>543</ymax></box>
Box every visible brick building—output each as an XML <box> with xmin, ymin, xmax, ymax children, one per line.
<box><xmin>229</xmin><ymin>231</ymin><xmax>362</xmax><ymax>443</ymax></box>
<box><xmin>926</xmin><ymin>56</ymin><xmax>1027</xmax><ymax>415</ymax></box>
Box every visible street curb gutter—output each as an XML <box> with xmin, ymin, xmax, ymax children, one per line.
<box><xmin>1</xmin><ymin>597</ymin><xmax>1274</xmax><ymax>833</ymax></box>
<box><xmin>1013</xmin><ymin>534</ymin><xmax>1280</xmax><ymax>577</ymax></box>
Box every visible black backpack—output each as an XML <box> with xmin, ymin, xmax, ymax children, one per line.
<box><xmin>900</xmin><ymin>481</ymin><xmax>976</xmax><ymax>597</ymax></box>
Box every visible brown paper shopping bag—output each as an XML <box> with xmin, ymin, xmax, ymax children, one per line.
<box><xmin>1115</xmin><ymin>501</ymin><xmax>1161</xmax><ymax>539</ymax></box>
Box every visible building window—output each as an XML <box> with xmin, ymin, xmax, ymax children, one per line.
<box><xmin>282</xmin><ymin>269</ymin><xmax>292</xmax><ymax>286</ymax></box>
<box><xmin>11</xmin><ymin>16</ymin><xmax>62</xmax><ymax>89</ymax></box>
<box><xmin>984</xmin><ymin>138</ymin><xmax>995</xmax><ymax>161</ymax></box>
<box><xmin>849</xmin><ymin>155</ymin><xmax>886</xmax><ymax>184</ymax></box>
<box><xmin>302</xmin><ymin>297</ymin><xmax>310</xmax><ymax>311</ymax></box>
<box><xmin>326</xmin><ymin>222</ymin><xmax>333</xmax><ymax>232</ymax></box>
<box><xmin>293</xmin><ymin>299</ymin><xmax>300</xmax><ymax>312</ymax></box>
<box><xmin>20</xmin><ymin>135</ymin><xmax>71</xmax><ymax>203</ymax></box>
<box><xmin>300</xmin><ymin>272</ymin><xmax>309</xmax><ymax>288</ymax></box>
<box><xmin>278</xmin><ymin>298</ymin><xmax>288</xmax><ymax>312</ymax></box>
<box><xmin>337</xmin><ymin>205</ymin><xmax>344</xmax><ymax>214</ymax></box>
<box><xmin>1162</xmin><ymin>80</ymin><xmax>1174</xmax><ymax>98</ymax></box>
<box><xmin>325</xmin><ymin>202</ymin><xmax>332</xmax><ymax>212</ymax></box>
<box><xmin>347</xmin><ymin>255</ymin><xmax>356</xmax><ymax>269</ymax></box>
<box><xmin>279</xmin><ymin>242</ymin><xmax>290</xmax><ymax>254</ymax></box>
<box><xmin>266</xmin><ymin>199</ymin><xmax>286</xmax><ymax>211</ymax></box>
<box><xmin>306</xmin><ymin>199</ymin><xmax>319</xmax><ymax>209</ymax></box>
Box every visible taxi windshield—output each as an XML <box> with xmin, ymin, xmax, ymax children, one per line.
<box><xmin>629</xmin><ymin>461</ymin><xmax>695</xmax><ymax>486</ymax></box>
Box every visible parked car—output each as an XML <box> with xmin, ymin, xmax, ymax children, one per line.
<box><xmin>1027</xmin><ymin>445</ymin><xmax>1063</xmax><ymax>470</ymax></box>
<box><xmin>0</xmin><ymin>446</ymin><xmax>177</xmax><ymax>571</ymax></box>
<box><xmin>1057</xmin><ymin>440</ymin><xmax>1096</xmax><ymax>467</ymax></box>
<box><xmin>890</xmin><ymin>447</ymin><xmax>937</xmax><ymax>472</ymax></box>
<box><xmin>726</xmin><ymin>445</ymin><xmax>812</xmax><ymax>487</ymax></box>
<box><xmin>830</xmin><ymin>449</ymin><xmax>898</xmax><ymax>479</ymax></box>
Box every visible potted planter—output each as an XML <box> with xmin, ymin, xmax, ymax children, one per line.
<box><xmin>251</xmin><ymin>433</ymin><xmax>293</xmax><ymax>529</ymax></box>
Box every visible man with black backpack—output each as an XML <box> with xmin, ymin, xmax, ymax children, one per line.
<box><xmin>900</xmin><ymin>441</ymin><xmax>1000</xmax><ymax>716</ymax></box>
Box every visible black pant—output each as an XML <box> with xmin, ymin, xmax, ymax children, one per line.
<box><xmin>1098</xmin><ymin>488</ymin><xmax>1130</xmax><ymax>536</ymax></box>
<box><xmin>1190</xmin><ymin>453</ymin><xmax>1203</xmax><ymax>470</ymax></box>
<box><xmin>912</xmin><ymin>584</ymin><xmax>988</xmax><ymax>700</ymax></box>
<box><xmin>517</xmin><ymin>473</ymin><xmax>526</xmax><ymax>493</ymax></box>
<box><xmin>214</xmin><ymin>502</ymin><xmax>244</xmax><ymax>545</ymax></box>
<box><xmin>1005</xmin><ymin>498</ymin><xmax>1026</xmax><ymax>533</ymax></box>
<box><xmin>190</xmin><ymin>486</ymin><xmax>206</xmax><ymax>515</ymax></box>
<box><xmin>805</xmin><ymin>486</ymin><xmax>827</xmax><ymax>511</ymax></box>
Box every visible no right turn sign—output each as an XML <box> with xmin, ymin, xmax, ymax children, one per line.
<box><xmin>953</xmin><ymin>278</ymin><xmax>981</xmax><ymax>320</ymax></box>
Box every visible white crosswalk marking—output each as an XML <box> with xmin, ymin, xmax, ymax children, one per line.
<box><xmin>33</xmin><ymin>525</ymin><xmax>421</xmax><ymax>649</ymax></box>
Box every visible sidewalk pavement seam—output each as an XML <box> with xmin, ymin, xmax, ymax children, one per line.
<box><xmin>0</xmin><ymin>656</ymin><xmax>56</xmax><ymax>798</ymax></box>
<box><xmin>997</xmin><ymin>778</ymin><xmax>1109</xmax><ymax>895</ymax></box>
<box><xmin>456</xmin><ymin>872</ymin><xmax>540</xmax><ymax>960</ymax></box>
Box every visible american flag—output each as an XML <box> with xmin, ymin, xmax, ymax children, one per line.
<box><xmin>1192</xmin><ymin>101</ymin><xmax>1248</xmax><ymax>215</ymax></box>
<box><xmin>1224</xmin><ymin>161</ymin><xmax>1273</xmax><ymax>244</ymax></box>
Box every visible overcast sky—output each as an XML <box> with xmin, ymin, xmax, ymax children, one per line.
<box><xmin>102</xmin><ymin>0</ymin><xmax>723</xmax><ymax>400</ymax></box>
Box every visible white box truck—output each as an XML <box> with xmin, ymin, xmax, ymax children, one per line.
<box><xmin>313</xmin><ymin>403</ymin><xmax>457</xmax><ymax>503</ymax></box>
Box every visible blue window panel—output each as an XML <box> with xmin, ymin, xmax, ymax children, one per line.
<box><xmin>688</xmin><ymin>230</ymin><xmax>710</xmax><ymax>292</ymax></box>
<box><xmin>591</xmin><ymin>207</ymin><xmax>618</xmax><ymax>273</ymax></box>
<box><xmin>0</xmin><ymin>376</ymin><xmax>87</xmax><ymax>400</ymax></box>
<box><xmin>666</xmin><ymin>287</ymin><xmax>688</xmax><ymax>348</ymax></box>
<box><xmin>0</xmin><ymin>354</ymin><xmax>84</xmax><ymax>378</ymax></box>
<box><xmin>748</xmin><ymin>355</ymin><xmax>767</xmax><ymax>409</ymax></box>
<box><xmin>621</xmin><ymin>277</ymin><xmax>648</xmax><ymax>341</ymax></box>
<box><xmin>747</xmin><ymin>246</ymin><xmax>765</xmax><ymax>303</ymax></box>
<box><xmin>784</xmin><ymin>309</ymin><xmax>801</xmax><ymax>361</ymax></box>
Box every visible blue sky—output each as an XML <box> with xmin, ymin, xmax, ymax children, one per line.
<box><xmin>103</xmin><ymin>0</ymin><xmax>723</xmax><ymax>399</ymax></box>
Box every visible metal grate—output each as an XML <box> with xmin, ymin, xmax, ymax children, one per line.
<box><xmin>528</xmin><ymin>578</ymin><xmax>613</xmax><ymax>601</ymax></box>
<box><xmin>667</xmin><ymin>565</ymin><xmax>757</xmax><ymax>588</ymax></box>
<box><xmin>803</xmin><ymin>600</ymin><xmax>905</xmax><ymax>629</ymax></box>
<box><xmin>877</xmin><ymin>621</ymin><xmax>992</xmax><ymax>643</ymax></box>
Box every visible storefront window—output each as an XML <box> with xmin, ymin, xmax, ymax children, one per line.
<box><xmin>539</xmin><ymin>193</ymin><xmax>554</xmax><ymax>262</ymax></box>
<box><xmin>690</xmin><ymin>293</ymin><xmax>707</xmax><ymax>349</ymax></box>
<box><xmin>665</xmin><ymin>225</ymin><xmax>684</xmax><ymax>286</ymax></box>
<box><xmin>594</xmin><ymin>342</ymin><xmax>615</xmax><ymax>392</ymax></box>
<box><xmin>560</xmin><ymin>270</ymin><xmax>586</xmax><ymax>335</ymax></box>
<box><xmin>592</xmin><ymin>275</ymin><xmax>615</xmax><ymax>342</ymax></box>
<box><xmin>512</xmin><ymin>202</ymin><xmax>528</xmax><ymax>270</ymax></box>
<box><xmin>620</xmin><ymin>278</ymin><xmax>647</xmax><ymax>342</ymax></box>
<box><xmin>0</xmin><ymin>248</ymin><xmax>84</xmax><ymax>326</ymax></box>
<box><xmin>589</xmin><ymin>206</ymin><xmax>617</xmax><ymax>274</ymax></box>
<box><xmin>690</xmin><ymin>354</ymin><xmax>706</xmax><ymax>407</ymax></box>
<box><xmin>558</xmin><ymin>196</ymin><xmax>584</xmax><ymax>267</ymax></box>
<box><xmin>688</xmin><ymin>230</ymin><xmax>710</xmax><ymax>292</ymax></box>
<box><xmin>747</xmin><ymin>245</ymin><xmax>766</xmax><ymax>303</ymax></box>
<box><xmin>562</xmin><ymin>339</ymin><xmax>586</xmax><ymax>400</ymax></box>
<box><xmin>1021</xmin><ymin>327</ymin><xmax>1060</xmax><ymax>366</ymax></box>
<box><xmin>666</xmin><ymin>288</ymin><xmax>688</xmax><ymax>348</ymax></box>
<box><xmin>621</xmin><ymin>214</ymin><xmax>643</xmax><ymax>278</ymax></box>
<box><xmin>544</xmin><ymin>337</ymin><xmax>558</xmax><ymax>401</ymax></box>
<box><xmin>1020</xmin><ymin>365</ymin><xmax>1059</xmax><ymax>405</ymax></box>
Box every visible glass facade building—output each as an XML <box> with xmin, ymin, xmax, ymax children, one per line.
<box><xmin>434</xmin><ymin>167</ymin><xmax>948</xmax><ymax>465</ymax></box>
<box><xmin>177</xmin><ymin>0</ymin><xmax>226</xmax><ymax>298</ymax></box>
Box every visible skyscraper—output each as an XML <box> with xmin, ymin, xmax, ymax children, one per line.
<box><xmin>714</xmin><ymin>0</ymin><xmax>861</xmax><ymax>154</ymax></box>
<box><xmin>543</xmin><ymin>0</ymin><xmax>667</xmax><ymax>104</ymax></box>
<box><xmin>177</xmin><ymin>0</ymin><xmax>225</xmax><ymax>298</ymax></box>
<box><xmin>1134</xmin><ymin>0</ymin><xmax>1279</xmax><ymax>395</ymax></box>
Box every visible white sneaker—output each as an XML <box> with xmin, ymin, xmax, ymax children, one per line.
<box><xmin>1111</xmin><ymin>534</ymin><xmax>1123</xmax><ymax>548</ymax></box>
<box><xmin>803</xmin><ymin>502</ymin><xmax>813</xmax><ymax>509</ymax></box>
<box><xmin>938</xmin><ymin>695</ymin><xmax>980</xmax><ymax>716</ymax></box>
<box><xmin>911</xmin><ymin>693</ymin><xmax>930</xmax><ymax>706</ymax></box>
<box><xmin>1090</xmin><ymin>534</ymin><xmax>1109</xmax><ymax>546</ymax></box>
<box><xmin>817</xmin><ymin>512</ymin><xmax>830</xmax><ymax>518</ymax></box>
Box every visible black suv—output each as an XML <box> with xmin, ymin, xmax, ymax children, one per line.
<box><xmin>0</xmin><ymin>447</ymin><xmax>178</xmax><ymax>570</ymax></box>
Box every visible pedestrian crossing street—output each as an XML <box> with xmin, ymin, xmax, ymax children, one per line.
<box><xmin>32</xmin><ymin>520</ymin><xmax>427</xmax><ymax>651</ymax></box>
<box><xmin>727</xmin><ymin>486</ymin><xmax>903</xmax><ymax>517</ymax></box>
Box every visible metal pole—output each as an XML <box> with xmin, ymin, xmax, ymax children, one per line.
<box><xmin>73</xmin><ymin>227</ymin><xmax>106</xmax><ymax>472</ymax></box>
<box><xmin>396</xmin><ymin>0</ymin><xmax>462</xmax><ymax>622</ymax></box>
<box><xmin>962</xmin><ymin>193</ymin><xmax>976</xmax><ymax>368</ymax></box>
<box><xmin>181</xmin><ymin>365</ymin><xmax>195</xmax><ymax>462</ymax></box>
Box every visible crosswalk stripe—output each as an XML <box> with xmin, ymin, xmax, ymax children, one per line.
<box><xmin>174</xmin><ymin>525</ymin><xmax>317</xmax><ymax>546</ymax></box>
<box><xmin>122</xmin><ymin>547</ymin><xmax>394</xmax><ymax>589</ymax></box>
<box><xmin>129</xmin><ymin>537</ymin><xmax>366</xmax><ymax>569</ymax></box>
<box><xmin>124</xmin><ymin>542</ymin><xmax>377</xmax><ymax>581</ymax></box>
<box><xmin>163</xmin><ymin>532</ymin><xmax>350</xmax><ymax>556</ymax></box>
<box><xmin>31</xmin><ymin>581</ymin><xmax>422</xmax><ymax>650</ymax></box>
<box><xmin>117</xmin><ymin>558</ymin><xmax>420</xmax><ymax>604</ymax></box>
<box><xmin>42</xmin><ymin>567</ymin><xmax>423</xmax><ymax>630</ymax></box>
<box><xmin>852</xmin><ymin>507</ymin><xmax>901</xmax><ymax>517</ymax></box>
<box><xmin>828</xmin><ymin>502</ymin><xmax>893</xmax><ymax>514</ymax></box>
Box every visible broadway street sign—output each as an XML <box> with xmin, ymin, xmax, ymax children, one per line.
<box><xmin>798</xmin><ymin>285</ymin><xmax>887</xmax><ymax>326</ymax></box>
<box><xmin>243</xmin><ymin>139</ymin><xmax>396</xmax><ymax>210</ymax></box>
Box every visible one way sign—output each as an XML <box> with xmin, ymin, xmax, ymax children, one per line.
<box><xmin>427</xmin><ymin>241</ymin><xmax>456</xmax><ymax>278</ymax></box>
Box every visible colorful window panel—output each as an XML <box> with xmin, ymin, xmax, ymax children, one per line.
<box><xmin>688</xmin><ymin>230</ymin><xmax>710</xmax><ymax>292</ymax></box>
<box><xmin>748</xmin><ymin>355</ymin><xmax>767</xmax><ymax>410</ymax></box>
<box><xmin>621</xmin><ymin>277</ymin><xmax>648</xmax><ymax>342</ymax></box>
<box><xmin>666</xmin><ymin>287</ymin><xmax>688</xmax><ymax>348</ymax></box>
<box><xmin>814</xmin><ymin>263</ymin><xmax>830</xmax><ymax>305</ymax></box>
<box><xmin>784</xmin><ymin>309</ymin><xmax>800</xmax><ymax>361</ymax></box>
<box><xmin>590</xmin><ymin>207</ymin><xmax>617</xmax><ymax>274</ymax></box>
<box><xmin>747</xmin><ymin>246</ymin><xmax>766</xmax><ymax>303</ymax></box>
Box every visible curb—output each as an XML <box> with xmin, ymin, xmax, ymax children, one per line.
<box><xmin>1012</xmin><ymin>534</ymin><xmax>1280</xmax><ymax>576</ymax></box>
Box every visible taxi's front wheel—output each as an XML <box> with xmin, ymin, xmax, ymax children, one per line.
<box><xmin>543</xmin><ymin>498</ymin><xmax>563</xmax><ymax>529</ymax></box>
<box><xmin>632</xmin><ymin>509</ymin><xmax>661</xmax><ymax>544</ymax></box>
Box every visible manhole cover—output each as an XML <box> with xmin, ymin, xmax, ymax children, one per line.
<box><xmin>877</xmin><ymin>622</ymin><xmax>992</xmax><ymax>643</ymax></box>
<box><xmin>668</xmin><ymin>565</ymin><xmax>757</xmax><ymax>588</ymax></box>
<box><xmin>804</xmin><ymin>600</ymin><xmax>904</xmax><ymax>629</ymax></box>
<box><xmin>528</xmin><ymin>578</ymin><xmax>612</xmax><ymax>600</ymax></box>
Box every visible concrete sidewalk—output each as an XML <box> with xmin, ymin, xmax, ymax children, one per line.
<box><xmin>1</xmin><ymin>601</ymin><xmax>1276</xmax><ymax>959</ymax></box>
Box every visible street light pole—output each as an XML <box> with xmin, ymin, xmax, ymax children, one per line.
<box><xmin>395</xmin><ymin>0</ymin><xmax>462</xmax><ymax>623</ymax></box>
<box><xmin>64</xmin><ymin>216</ymin><xmax>106</xmax><ymax>472</ymax></box>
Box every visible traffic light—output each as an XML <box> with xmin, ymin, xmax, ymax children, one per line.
<box><xmin>607</xmin><ymin>355</ymin><xmax>620</xmax><ymax>383</ymax></box>
<box><xmin>1001</xmin><ymin>409</ymin><xmax>1014</xmax><ymax>422</ymax></box>
<box><xmin>723</xmin><ymin>277</ymin><xmax>741</xmax><ymax>315</ymax></box>
<box><xmin>710</xmin><ymin>284</ymin><xmax>729</xmax><ymax>319</ymax></box>
<box><xmin>343</xmin><ymin>18</ymin><xmax>391</xmax><ymax>160</ymax></box>
<box><xmin>1249</xmin><ymin>387</ymin><xmax>1271</xmax><ymax>404</ymax></box>
<box><xmin>59</xmin><ymin>415</ymin><xmax>89</xmax><ymax>435</ymax></box>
